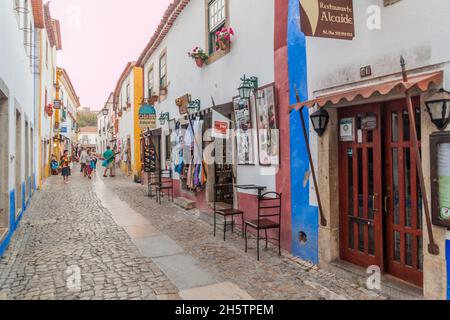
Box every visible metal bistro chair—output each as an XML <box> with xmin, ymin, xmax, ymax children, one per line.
<box><xmin>147</xmin><ymin>171</ymin><xmax>161</xmax><ymax>198</ymax></box>
<box><xmin>156</xmin><ymin>170</ymin><xmax>174</xmax><ymax>204</ymax></box>
<box><xmin>245</xmin><ymin>192</ymin><xmax>282</xmax><ymax>261</ymax></box>
<box><xmin>213</xmin><ymin>183</ymin><xmax>244</xmax><ymax>241</ymax></box>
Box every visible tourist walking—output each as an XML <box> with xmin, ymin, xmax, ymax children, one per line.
<box><xmin>102</xmin><ymin>146</ymin><xmax>115</xmax><ymax>178</ymax></box>
<box><xmin>79</xmin><ymin>148</ymin><xmax>88</xmax><ymax>177</ymax></box>
<box><xmin>60</xmin><ymin>150</ymin><xmax>71</xmax><ymax>183</ymax></box>
<box><xmin>85</xmin><ymin>149</ymin><xmax>93</xmax><ymax>179</ymax></box>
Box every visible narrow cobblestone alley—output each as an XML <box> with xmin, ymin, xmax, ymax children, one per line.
<box><xmin>0</xmin><ymin>167</ymin><xmax>385</xmax><ymax>300</ymax></box>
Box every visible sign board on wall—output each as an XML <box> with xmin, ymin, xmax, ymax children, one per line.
<box><xmin>430</xmin><ymin>132</ymin><xmax>450</xmax><ymax>228</ymax></box>
<box><xmin>340</xmin><ymin>117</ymin><xmax>354</xmax><ymax>142</ymax></box>
<box><xmin>138</xmin><ymin>103</ymin><xmax>157</xmax><ymax>131</ymax></box>
<box><xmin>300</xmin><ymin>0</ymin><xmax>355</xmax><ymax>40</ymax></box>
<box><xmin>175</xmin><ymin>94</ymin><xmax>190</xmax><ymax>115</ymax></box>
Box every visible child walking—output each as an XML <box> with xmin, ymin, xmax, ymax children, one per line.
<box><xmin>60</xmin><ymin>150</ymin><xmax>71</xmax><ymax>183</ymax></box>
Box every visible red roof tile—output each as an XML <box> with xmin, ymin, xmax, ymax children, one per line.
<box><xmin>136</xmin><ymin>0</ymin><xmax>190</xmax><ymax>67</ymax></box>
<box><xmin>31</xmin><ymin>0</ymin><xmax>45</xmax><ymax>28</ymax></box>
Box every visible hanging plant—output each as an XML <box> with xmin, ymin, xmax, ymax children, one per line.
<box><xmin>188</xmin><ymin>47</ymin><xmax>209</xmax><ymax>67</ymax></box>
<box><xmin>215</xmin><ymin>27</ymin><xmax>234</xmax><ymax>51</ymax></box>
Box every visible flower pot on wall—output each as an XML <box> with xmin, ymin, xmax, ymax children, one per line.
<box><xmin>195</xmin><ymin>58</ymin><xmax>205</xmax><ymax>68</ymax></box>
<box><xmin>217</xmin><ymin>39</ymin><xmax>229</xmax><ymax>51</ymax></box>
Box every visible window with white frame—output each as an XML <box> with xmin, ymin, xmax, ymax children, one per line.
<box><xmin>159</xmin><ymin>52</ymin><xmax>167</xmax><ymax>89</ymax></box>
<box><xmin>126</xmin><ymin>83</ymin><xmax>130</xmax><ymax>107</ymax></box>
<box><xmin>148</xmin><ymin>67</ymin><xmax>154</xmax><ymax>98</ymax></box>
<box><xmin>208</xmin><ymin>0</ymin><xmax>226</xmax><ymax>54</ymax></box>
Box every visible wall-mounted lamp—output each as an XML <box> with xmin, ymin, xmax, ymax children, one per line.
<box><xmin>425</xmin><ymin>88</ymin><xmax>450</xmax><ymax>131</ymax></box>
<box><xmin>159</xmin><ymin>112</ymin><xmax>170</xmax><ymax>125</ymax></box>
<box><xmin>238</xmin><ymin>75</ymin><xmax>258</xmax><ymax>100</ymax></box>
<box><xmin>310</xmin><ymin>107</ymin><xmax>330</xmax><ymax>137</ymax></box>
<box><xmin>188</xmin><ymin>99</ymin><xmax>201</xmax><ymax>113</ymax></box>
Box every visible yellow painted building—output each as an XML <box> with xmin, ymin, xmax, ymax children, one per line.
<box><xmin>113</xmin><ymin>62</ymin><xmax>144</xmax><ymax>177</ymax></box>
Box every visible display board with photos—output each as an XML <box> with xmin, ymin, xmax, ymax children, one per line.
<box><xmin>430</xmin><ymin>132</ymin><xmax>450</xmax><ymax>228</ymax></box>
<box><xmin>255</xmin><ymin>84</ymin><xmax>279</xmax><ymax>166</ymax></box>
<box><xmin>233</xmin><ymin>97</ymin><xmax>254</xmax><ymax>165</ymax></box>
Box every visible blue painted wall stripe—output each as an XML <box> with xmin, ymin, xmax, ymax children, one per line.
<box><xmin>446</xmin><ymin>240</ymin><xmax>450</xmax><ymax>300</ymax></box>
<box><xmin>288</xmin><ymin>0</ymin><xmax>319</xmax><ymax>264</ymax></box>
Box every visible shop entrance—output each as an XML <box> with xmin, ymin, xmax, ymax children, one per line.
<box><xmin>338</xmin><ymin>98</ymin><xmax>423</xmax><ymax>287</ymax></box>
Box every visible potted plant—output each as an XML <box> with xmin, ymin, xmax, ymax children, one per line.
<box><xmin>215</xmin><ymin>27</ymin><xmax>234</xmax><ymax>51</ymax></box>
<box><xmin>188</xmin><ymin>47</ymin><xmax>209</xmax><ymax>67</ymax></box>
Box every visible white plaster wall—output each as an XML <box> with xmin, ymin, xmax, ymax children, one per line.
<box><xmin>305</xmin><ymin>0</ymin><xmax>450</xmax><ymax>94</ymax></box>
<box><xmin>79</xmin><ymin>133</ymin><xmax>98</xmax><ymax>146</ymax></box>
<box><xmin>0</xmin><ymin>0</ymin><xmax>37</xmax><ymax>191</ymax></box>
<box><xmin>59</xmin><ymin>81</ymin><xmax>78</xmax><ymax>148</ymax></box>
<box><xmin>142</xmin><ymin>0</ymin><xmax>275</xmax><ymax>194</ymax></box>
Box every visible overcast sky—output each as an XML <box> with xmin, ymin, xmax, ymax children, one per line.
<box><xmin>50</xmin><ymin>0</ymin><xmax>172</xmax><ymax>111</ymax></box>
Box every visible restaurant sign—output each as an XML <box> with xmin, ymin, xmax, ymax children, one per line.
<box><xmin>138</xmin><ymin>103</ymin><xmax>157</xmax><ymax>131</ymax></box>
<box><xmin>300</xmin><ymin>0</ymin><xmax>355</xmax><ymax>40</ymax></box>
<box><xmin>175</xmin><ymin>94</ymin><xmax>191</xmax><ymax>115</ymax></box>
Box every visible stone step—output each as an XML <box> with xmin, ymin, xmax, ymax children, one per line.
<box><xmin>174</xmin><ymin>197</ymin><xmax>196</xmax><ymax>210</ymax></box>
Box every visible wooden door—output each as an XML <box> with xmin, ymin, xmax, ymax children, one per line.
<box><xmin>339</xmin><ymin>104</ymin><xmax>384</xmax><ymax>269</ymax></box>
<box><xmin>384</xmin><ymin>98</ymin><xmax>423</xmax><ymax>287</ymax></box>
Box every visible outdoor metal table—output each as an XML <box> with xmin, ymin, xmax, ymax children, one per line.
<box><xmin>234</xmin><ymin>184</ymin><xmax>267</xmax><ymax>197</ymax></box>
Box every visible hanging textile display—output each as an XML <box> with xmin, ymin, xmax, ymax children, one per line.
<box><xmin>182</xmin><ymin>116</ymin><xmax>206</xmax><ymax>191</ymax></box>
<box><xmin>172</xmin><ymin>122</ymin><xmax>184</xmax><ymax>175</ymax></box>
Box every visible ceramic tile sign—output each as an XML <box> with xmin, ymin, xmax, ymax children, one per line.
<box><xmin>139</xmin><ymin>103</ymin><xmax>157</xmax><ymax>131</ymax></box>
<box><xmin>300</xmin><ymin>0</ymin><xmax>355</xmax><ymax>40</ymax></box>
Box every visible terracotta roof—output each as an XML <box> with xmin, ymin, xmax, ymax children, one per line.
<box><xmin>290</xmin><ymin>71</ymin><xmax>443</xmax><ymax>110</ymax></box>
<box><xmin>31</xmin><ymin>0</ymin><xmax>45</xmax><ymax>28</ymax></box>
<box><xmin>113</xmin><ymin>62</ymin><xmax>136</xmax><ymax>111</ymax></box>
<box><xmin>136</xmin><ymin>0</ymin><xmax>190</xmax><ymax>67</ymax></box>
<box><xmin>58</xmin><ymin>67</ymin><xmax>80</xmax><ymax>107</ymax></box>
<box><xmin>44</xmin><ymin>3</ymin><xmax>62</xmax><ymax>50</ymax></box>
<box><xmin>53</xmin><ymin>19</ymin><xmax>62</xmax><ymax>50</ymax></box>
<box><xmin>79</xmin><ymin>127</ymin><xmax>98</xmax><ymax>134</ymax></box>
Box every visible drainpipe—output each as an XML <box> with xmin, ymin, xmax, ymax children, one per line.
<box><xmin>401</xmin><ymin>56</ymin><xmax>439</xmax><ymax>255</ymax></box>
<box><xmin>294</xmin><ymin>87</ymin><xmax>327</xmax><ymax>227</ymax></box>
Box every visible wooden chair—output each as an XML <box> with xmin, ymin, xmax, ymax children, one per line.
<box><xmin>213</xmin><ymin>183</ymin><xmax>244</xmax><ymax>241</ymax></box>
<box><xmin>156</xmin><ymin>170</ymin><xmax>174</xmax><ymax>204</ymax></box>
<box><xmin>244</xmin><ymin>192</ymin><xmax>282</xmax><ymax>261</ymax></box>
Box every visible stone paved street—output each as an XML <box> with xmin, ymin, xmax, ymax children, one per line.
<box><xmin>0</xmin><ymin>167</ymin><xmax>386</xmax><ymax>300</ymax></box>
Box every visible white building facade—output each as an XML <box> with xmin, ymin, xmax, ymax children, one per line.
<box><xmin>0</xmin><ymin>0</ymin><xmax>39</xmax><ymax>256</ymax></box>
<box><xmin>97</xmin><ymin>93</ymin><xmax>114</xmax><ymax>155</ymax></box>
<box><xmin>292</xmin><ymin>0</ymin><xmax>450</xmax><ymax>299</ymax></box>
<box><xmin>37</xmin><ymin>2</ymin><xmax>61</xmax><ymax>185</ymax></box>
<box><xmin>58</xmin><ymin>68</ymin><xmax>80</xmax><ymax>157</ymax></box>
<box><xmin>133</xmin><ymin>0</ymin><xmax>284</xmax><ymax>239</ymax></box>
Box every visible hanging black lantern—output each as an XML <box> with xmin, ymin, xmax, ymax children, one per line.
<box><xmin>425</xmin><ymin>89</ymin><xmax>450</xmax><ymax>130</ymax></box>
<box><xmin>310</xmin><ymin>107</ymin><xmax>330</xmax><ymax>137</ymax></box>
<box><xmin>102</xmin><ymin>107</ymin><xmax>109</xmax><ymax>116</ymax></box>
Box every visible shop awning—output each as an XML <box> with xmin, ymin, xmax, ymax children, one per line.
<box><xmin>290</xmin><ymin>71</ymin><xmax>443</xmax><ymax>110</ymax></box>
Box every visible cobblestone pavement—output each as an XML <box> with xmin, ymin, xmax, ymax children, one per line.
<box><xmin>0</xmin><ymin>168</ymin><xmax>386</xmax><ymax>300</ymax></box>
<box><xmin>0</xmin><ymin>171</ymin><xmax>178</xmax><ymax>300</ymax></box>
<box><xmin>107</xmin><ymin>173</ymin><xmax>385</xmax><ymax>300</ymax></box>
